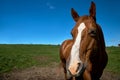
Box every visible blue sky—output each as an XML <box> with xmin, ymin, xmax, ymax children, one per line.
<box><xmin>0</xmin><ymin>0</ymin><xmax>120</xmax><ymax>46</ymax></box>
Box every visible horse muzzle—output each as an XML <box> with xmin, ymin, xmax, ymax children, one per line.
<box><xmin>67</xmin><ymin>63</ymin><xmax>86</xmax><ymax>78</ymax></box>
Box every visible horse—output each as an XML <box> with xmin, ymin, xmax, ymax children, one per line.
<box><xmin>59</xmin><ymin>2</ymin><xmax>108</xmax><ymax>80</ymax></box>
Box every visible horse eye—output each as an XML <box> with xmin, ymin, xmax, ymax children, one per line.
<box><xmin>88</xmin><ymin>29</ymin><xmax>96</xmax><ymax>36</ymax></box>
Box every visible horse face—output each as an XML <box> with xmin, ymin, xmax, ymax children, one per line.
<box><xmin>67</xmin><ymin>2</ymin><xmax>98</xmax><ymax>77</ymax></box>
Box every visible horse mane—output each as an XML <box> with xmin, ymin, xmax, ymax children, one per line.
<box><xmin>97</xmin><ymin>24</ymin><xmax>106</xmax><ymax>52</ymax></box>
<box><xmin>90</xmin><ymin>24</ymin><xmax>108</xmax><ymax>79</ymax></box>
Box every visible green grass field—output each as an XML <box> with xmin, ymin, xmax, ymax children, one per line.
<box><xmin>106</xmin><ymin>47</ymin><xmax>120</xmax><ymax>74</ymax></box>
<box><xmin>0</xmin><ymin>44</ymin><xmax>60</xmax><ymax>73</ymax></box>
<box><xmin>0</xmin><ymin>44</ymin><xmax>120</xmax><ymax>74</ymax></box>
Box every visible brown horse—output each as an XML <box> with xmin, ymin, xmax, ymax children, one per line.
<box><xmin>59</xmin><ymin>2</ymin><xmax>108</xmax><ymax>80</ymax></box>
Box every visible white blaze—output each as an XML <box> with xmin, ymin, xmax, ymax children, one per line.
<box><xmin>69</xmin><ymin>22</ymin><xmax>86</xmax><ymax>67</ymax></box>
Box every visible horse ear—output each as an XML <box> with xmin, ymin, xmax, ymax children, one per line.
<box><xmin>89</xmin><ymin>1</ymin><xmax>96</xmax><ymax>21</ymax></box>
<box><xmin>71</xmin><ymin>8</ymin><xmax>79</xmax><ymax>22</ymax></box>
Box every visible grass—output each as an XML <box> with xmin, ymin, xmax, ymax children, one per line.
<box><xmin>0</xmin><ymin>44</ymin><xmax>60</xmax><ymax>73</ymax></box>
<box><xmin>106</xmin><ymin>47</ymin><xmax>120</xmax><ymax>74</ymax></box>
<box><xmin>0</xmin><ymin>44</ymin><xmax>119</xmax><ymax>75</ymax></box>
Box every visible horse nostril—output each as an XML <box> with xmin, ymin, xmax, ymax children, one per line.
<box><xmin>76</xmin><ymin>63</ymin><xmax>81</xmax><ymax>72</ymax></box>
<box><xmin>78</xmin><ymin>63</ymin><xmax>81</xmax><ymax>66</ymax></box>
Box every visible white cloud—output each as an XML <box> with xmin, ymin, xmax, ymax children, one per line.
<box><xmin>46</xmin><ymin>2</ymin><xmax>55</xmax><ymax>10</ymax></box>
